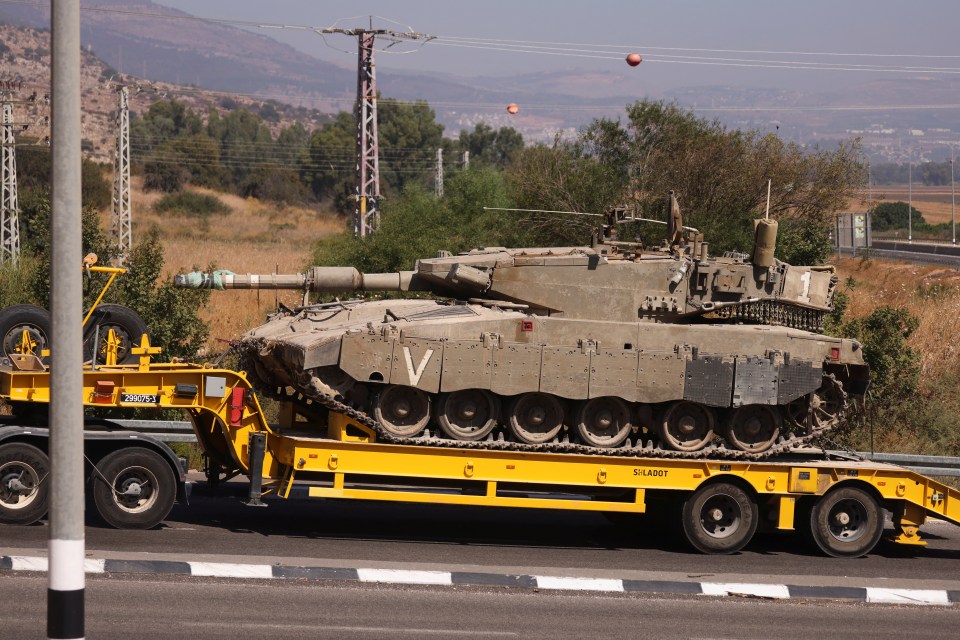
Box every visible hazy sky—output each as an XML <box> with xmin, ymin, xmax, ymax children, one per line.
<box><xmin>152</xmin><ymin>0</ymin><xmax>960</xmax><ymax>92</ymax></box>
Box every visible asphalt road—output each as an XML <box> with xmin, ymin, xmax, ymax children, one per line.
<box><xmin>2</xmin><ymin>485</ymin><xmax>960</xmax><ymax>584</ymax></box>
<box><xmin>4</xmin><ymin>572</ymin><xmax>960</xmax><ymax>640</ymax></box>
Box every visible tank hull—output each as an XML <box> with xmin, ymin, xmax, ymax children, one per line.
<box><xmin>239</xmin><ymin>298</ymin><xmax>867</xmax><ymax>455</ymax></box>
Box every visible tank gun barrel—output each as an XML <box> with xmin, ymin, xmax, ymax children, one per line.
<box><xmin>174</xmin><ymin>267</ymin><xmax>426</xmax><ymax>292</ymax></box>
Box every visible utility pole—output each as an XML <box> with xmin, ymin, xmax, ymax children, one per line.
<box><xmin>49</xmin><ymin>1</ymin><xmax>86</xmax><ymax>637</ymax></box>
<box><xmin>316</xmin><ymin>22</ymin><xmax>432</xmax><ymax>238</ymax></box>
<box><xmin>463</xmin><ymin>150</ymin><xmax>469</xmax><ymax>170</ymax></box>
<box><xmin>111</xmin><ymin>85</ymin><xmax>131</xmax><ymax>265</ymax></box>
<box><xmin>1</xmin><ymin>100</ymin><xmax>20</xmax><ymax>264</ymax></box>
<box><xmin>435</xmin><ymin>148</ymin><xmax>443</xmax><ymax>198</ymax></box>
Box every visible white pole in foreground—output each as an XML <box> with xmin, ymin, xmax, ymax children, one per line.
<box><xmin>48</xmin><ymin>1</ymin><xmax>85</xmax><ymax>638</ymax></box>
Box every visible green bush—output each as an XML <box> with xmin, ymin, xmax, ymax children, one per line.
<box><xmin>153</xmin><ymin>191</ymin><xmax>232</xmax><ymax>218</ymax></box>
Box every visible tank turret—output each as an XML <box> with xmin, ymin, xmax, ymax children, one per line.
<box><xmin>175</xmin><ymin>193</ymin><xmax>867</xmax><ymax>459</ymax></box>
<box><xmin>177</xmin><ymin>195</ymin><xmax>837</xmax><ymax>331</ymax></box>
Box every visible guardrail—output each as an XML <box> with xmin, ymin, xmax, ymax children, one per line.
<box><xmin>111</xmin><ymin>419</ymin><xmax>960</xmax><ymax>477</ymax></box>
<box><xmin>855</xmin><ymin>452</ymin><xmax>960</xmax><ymax>478</ymax></box>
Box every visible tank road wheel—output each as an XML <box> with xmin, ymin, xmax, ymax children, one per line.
<box><xmin>436</xmin><ymin>389</ymin><xmax>499</xmax><ymax>441</ymax></box>
<box><xmin>785</xmin><ymin>377</ymin><xmax>847</xmax><ymax>433</ymax></box>
<box><xmin>373</xmin><ymin>385</ymin><xmax>431</xmax><ymax>437</ymax></box>
<box><xmin>92</xmin><ymin>447</ymin><xmax>176</xmax><ymax>529</ymax></box>
<box><xmin>0</xmin><ymin>304</ymin><xmax>51</xmax><ymax>364</ymax></box>
<box><xmin>809</xmin><ymin>486</ymin><xmax>883</xmax><ymax>558</ymax></box>
<box><xmin>507</xmin><ymin>393</ymin><xmax>564</xmax><ymax>444</ymax></box>
<box><xmin>724</xmin><ymin>405</ymin><xmax>781</xmax><ymax>453</ymax></box>
<box><xmin>659</xmin><ymin>401</ymin><xmax>715</xmax><ymax>452</ymax></box>
<box><xmin>682</xmin><ymin>482</ymin><xmax>758</xmax><ymax>554</ymax></box>
<box><xmin>83</xmin><ymin>303</ymin><xmax>149</xmax><ymax>365</ymax></box>
<box><xmin>0</xmin><ymin>442</ymin><xmax>50</xmax><ymax>525</ymax></box>
<box><xmin>575</xmin><ymin>397</ymin><xmax>632</xmax><ymax>448</ymax></box>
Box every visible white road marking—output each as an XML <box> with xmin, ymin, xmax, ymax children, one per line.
<box><xmin>357</xmin><ymin>568</ymin><xmax>453</xmax><ymax>585</ymax></box>
<box><xmin>188</xmin><ymin>562</ymin><xmax>274</xmax><ymax>579</ymax></box>
<box><xmin>701</xmin><ymin>582</ymin><xmax>790</xmax><ymax>599</ymax></box>
<box><xmin>534</xmin><ymin>576</ymin><xmax>625</xmax><ymax>592</ymax></box>
<box><xmin>866</xmin><ymin>588</ymin><xmax>950</xmax><ymax>606</ymax></box>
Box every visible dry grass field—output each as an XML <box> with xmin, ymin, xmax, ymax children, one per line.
<box><xmin>108</xmin><ymin>179</ymin><xmax>344</xmax><ymax>344</ymax></box>
<box><xmin>844</xmin><ymin>185</ymin><xmax>958</xmax><ymax>225</ymax></box>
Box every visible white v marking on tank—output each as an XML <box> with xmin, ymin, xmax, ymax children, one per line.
<box><xmin>403</xmin><ymin>347</ymin><xmax>435</xmax><ymax>385</ymax></box>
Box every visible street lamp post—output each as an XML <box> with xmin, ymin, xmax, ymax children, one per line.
<box><xmin>951</xmin><ymin>151</ymin><xmax>956</xmax><ymax>246</ymax></box>
<box><xmin>908</xmin><ymin>155</ymin><xmax>913</xmax><ymax>243</ymax></box>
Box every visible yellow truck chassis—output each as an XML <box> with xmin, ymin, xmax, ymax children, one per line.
<box><xmin>0</xmin><ymin>340</ymin><xmax>957</xmax><ymax>557</ymax></box>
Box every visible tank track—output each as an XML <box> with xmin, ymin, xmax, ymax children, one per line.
<box><xmin>709</xmin><ymin>300</ymin><xmax>826</xmax><ymax>332</ymax></box>
<box><xmin>249</xmin><ymin>355</ymin><xmax>848</xmax><ymax>463</ymax></box>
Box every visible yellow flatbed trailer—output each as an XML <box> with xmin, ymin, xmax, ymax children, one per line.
<box><xmin>0</xmin><ymin>341</ymin><xmax>957</xmax><ymax>557</ymax></box>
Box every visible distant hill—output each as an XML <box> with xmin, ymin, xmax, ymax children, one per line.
<box><xmin>3</xmin><ymin>1</ymin><xmax>960</xmax><ymax>154</ymax></box>
<box><xmin>0</xmin><ymin>23</ymin><xmax>333</xmax><ymax>162</ymax></box>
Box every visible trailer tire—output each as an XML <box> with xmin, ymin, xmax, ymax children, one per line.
<box><xmin>0</xmin><ymin>304</ymin><xmax>51</xmax><ymax>365</ymax></box>
<box><xmin>91</xmin><ymin>447</ymin><xmax>175</xmax><ymax>529</ymax></box>
<box><xmin>83</xmin><ymin>303</ymin><xmax>149</xmax><ymax>365</ymax></box>
<box><xmin>0</xmin><ymin>442</ymin><xmax>50</xmax><ymax>525</ymax></box>
<box><xmin>682</xmin><ymin>482</ymin><xmax>758</xmax><ymax>554</ymax></box>
<box><xmin>809</xmin><ymin>486</ymin><xmax>883</xmax><ymax>558</ymax></box>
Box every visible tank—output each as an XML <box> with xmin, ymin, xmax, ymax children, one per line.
<box><xmin>175</xmin><ymin>193</ymin><xmax>868</xmax><ymax>459</ymax></box>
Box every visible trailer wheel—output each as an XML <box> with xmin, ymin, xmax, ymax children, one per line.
<box><xmin>83</xmin><ymin>303</ymin><xmax>149</xmax><ymax>365</ymax></box>
<box><xmin>682</xmin><ymin>482</ymin><xmax>758</xmax><ymax>554</ymax></box>
<box><xmin>91</xmin><ymin>447</ymin><xmax>176</xmax><ymax>529</ymax></box>
<box><xmin>0</xmin><ymin>304</ymin><xmax>51</xmax><ymax>365</ymax></box>
<box><xmin>0</xmin><ymin>442</ymin><xmax>50</xmax><ymax>525</ymax></box>
<box><xmin>809</xmin><ymin>486</ymin><xmax>883</xmax><ymax>558</ymax></box>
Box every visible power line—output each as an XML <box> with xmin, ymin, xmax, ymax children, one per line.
<box><xmin>3</xmin><ymin>0</ymin><xmax>958</xmax><ymax>76</ymax></box>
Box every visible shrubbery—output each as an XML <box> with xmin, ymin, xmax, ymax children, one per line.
<box><xmin>153</xmin><ymin>191</ymin><xmax>231</xmax><ymax>218</ymax></box>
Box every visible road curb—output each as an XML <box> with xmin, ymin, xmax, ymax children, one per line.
<box><xmin>2</xmin><ymin>554</ymin><xmax>958</xmax><ymax>606</ymax></box>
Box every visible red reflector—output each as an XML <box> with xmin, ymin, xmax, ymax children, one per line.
<box><xmin>229</xmin><ymin>387</ymin><xmax>245</xmax><ymax>426</ymax></box>
<box><xmin>93</xmin><ymin>381</ymin><xmax>115</xmax><ymax>404</ymax></box>
<box><xmin>830</xmin><ymin>347</ymin><xmax>841</xmax><ymax>360</ymax></box>
<box><xmin>521</xmin><ymin>319</ymin><xmax>534</xmax><ymax>332</ymax></box>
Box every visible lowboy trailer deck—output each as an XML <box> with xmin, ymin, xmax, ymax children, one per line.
<box><xmin>0</xmin><ymin>340</ymin><xmax>957</xmax><ymax>557</ymax></box>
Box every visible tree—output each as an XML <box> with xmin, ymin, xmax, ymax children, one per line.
<box><xmin>313</xmin><ymin>167</ymin><xmax>515</xmax><ymax>273</ymax></box>
<box><xmin>445</xmin><ymin>122</ymin><xmax>524</xmax><ymax>169</ymax></box>
<box><xmin>508</xmin><ymin>101</ymin><xmax>868</xmax><ymax>262</ymax></box>
<box><xmin>306</xmin><ymin>111</ymin><xmax>354</xmax><ymax>210</ymax></box>
<box><xmin>378</xmin><ymin>99</ymin><xmax>444</xmax><ymax>194</ymax></box>
<box><xmin>870</xmin><ymin>201</ymin><xmax>925</xmax><ymax>232</ymax></box>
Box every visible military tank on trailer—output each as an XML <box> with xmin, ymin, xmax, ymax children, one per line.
<box><xmin>175</xmin><ymin>193</ymin><xmax>868</xmax><ymax>459</ymax></box>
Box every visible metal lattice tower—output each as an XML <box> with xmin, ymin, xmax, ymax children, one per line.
<box><xmin>318</xmin><ymin>24</ymin><xmax>432</xmax><ymax>238</ymax></box>
<box><xmin>435</xmin><ymin>148</ymin><xmax>444</xmax><ymax>198</ymax></box>
<box><xmin>354</xmin><ymin>30</ymin><xmax>380</xmax><ymax>238</ymax></box>
<box><xmin>111</xmin><ymin>85</ymin><xmax>132</xmax><ymax>265</ymax></box>
<box><xmin>1</xmin><ymin>101</ymin><xmax>20</xmax><ymax>264</ymax></box>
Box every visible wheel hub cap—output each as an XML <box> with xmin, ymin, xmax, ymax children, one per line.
<box><xmin>393</xmin><ymin>399</ymin><xmax>411</xmax><ymax>418</ymax></box>
<box><xmin>594</xmin><ymin>410</ymin><xmax>613</xmax><ymax>429</ymax></box>
<box><xmin>677</xmin><ymin>415</ymin><xmax>697</xmax><ymax>435</ymax></box>
<box><xmin>457</xmin><ymin>402</ymin><xmax>478</xmax><ymax>420</ymax></box>
<box><xmin>527</xmin><ymin>406</ymin><xmax>546</xmax><ymax>426</ymax></box>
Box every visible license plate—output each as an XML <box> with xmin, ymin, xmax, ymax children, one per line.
<box><xmin>120</xmin><ymin>393</ymin><xmax>160</xmax><ymax>404</ymax></box>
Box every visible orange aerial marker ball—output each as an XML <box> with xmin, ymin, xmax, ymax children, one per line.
<box><xmin>626</xmin><ymin>52</ymin><xmax>643</xmax><ymax>67</ymax></box>
<box><xmin>506</xmin><ymin>102</ymin><xmax>519</xmax><ymax>114</ymax></box>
